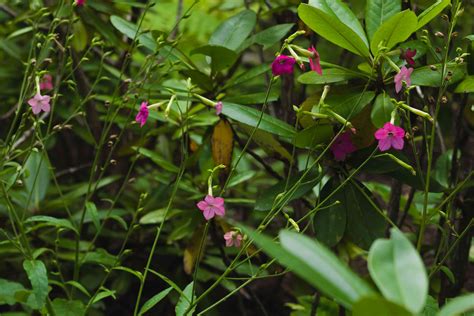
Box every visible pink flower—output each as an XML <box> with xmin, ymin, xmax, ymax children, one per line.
<box><xmin>135</xmin><ymin>101</ymin><xmax>149</xmax><ymax>127</ymax></box>
<box><xmin>330</xmin><ymin>132</ymin><xmax>357</xmax><ymax>161</ymax></box>
<box><xmin>308</xmin><ymin>46</ymin><xmax>322</xmax><ymax>75</ymax></box>
<box><xmin>394</xmin><ymin>66</ymin><xmax>413</xmax><ymax>93</ymax></box>
<box><xmin>401</xmin><ymin>48</ymin><xmax>416</xmax><ymax>66</ymax></box>
<box><xmin>215</xmin><ymin>101</ymin><xmax>223</xmax><ymax>115</ymax></box>
<box><xmin>197</xmin><ymin>195</ymin><xmax>225</xmax><ymax>220</ymax></box>
<box><xmin>271</xmin><ymin>55</ymin><xmax>296</xmax><ymax>76</ymax></box>
<box><xmin>224</xmin><ymin>231</ymin><xmax>243</xmax><ymax>248</ymax></box>
<box><xmin>39</xmin><ymin>74</ymin><xmax>53</xmax><ymax>91</ymax></box>
<box><xmin>27</xmin><ymin>93</ymin><xmax>51</xmax><ymax>115</ymax></box>
<box><xmin>374</xmin><ymin>122</ymin><xmax>405</xmax><ymax>151</ymax></box>
<box><xmin>75</xmin><ymin>0</ymin><xmax>85</xmax><ymax>6</ymax></box>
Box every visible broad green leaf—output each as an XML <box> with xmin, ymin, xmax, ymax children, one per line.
<box><xmin>175</xmin><ymin>282</ymin><xmax>195</xmax><ymax>316</ymax></box>
<box><xmin>52</xmin><ymin>299</ymin><xmax>85</xmax><ymax>316</ymax></box>
<box><xmin>298</xmin><ymin>68</ymin><xmax>364</xmax><ymax>85</ymax></box>
<box><xmin>137</xmin><ymin>148</ymin><xmax>180</xmax><ymax>173</ymax></box>
<box><xmin>191</xmin><ymin>45</ymin><xmax>237</xmax><ymax>72</ymax></box>
<box><xmin>0</xmin><ymin>279</ymin><xmax>26</xmax><ymax>305</ymax></box>
<box><xmin>255</xmin><ymin>168</ymin><xmax>322</xmax><ymax>211</ymax></box>
<box><xmin>139</xmin><ymin>287</ymin><xmax>172</xmax><ymax>315</ymax></box>
<box><xmin>411</xmin><ymin>63</ymin><xmax>466</xmax><ymax>87</ymax></box>
<box><xmin>325</xmin><ymin>91</ymin><xmax>376</xmax><ymax>119</ymax></box>
<box><xmin>298</xmin><ymin>4</ymin><xmax>369</xmax><ymax>57</ymax></box>
<box><xmin>353</xmin><ymin>296</ymin><xmax>412</xmax><ymax>316</ymax></box>
<box><xmin>83</xmin><ymin>248</ymin><xmax>116</xmax><ymax>267</ymax></box>
<box><xmin>371</xmin><ymin>92</ymin><xmax>395</xmax><ymax>128</ymax></box>
<box><xmin>368</xmin><ymin>229</ymin><xmax>427</xmax><ymax>314</ymax></box>
<box><xmin>25</xmin><ymin>216</ymin><xmax>78</xmax><ymax>234</ymax></box>
<box><xmin>139</xmin><ymin>208</ymin><xmax>179</xmax><ymax>225</ymax></box>
<box><xmin>294</xmin><ymin>124</ymin><xmax>334</xmax><ymax>149</ymax></box>
<box><xmin>370</xmin><ymin>10</ymin><xmax>417</xmax><ymax>54</ymax></box>
<box><xmin>71</xmin><ymin>20</ymin><xmax>88</xmax><ymax>52</ymax></box>
<box><xmin>242</xmin><ymin>227</ymin><xmax>374</xmax><ymax>307</ymax></box>
<box><xmin>91</xmin><ymin>288</ymin><xmax>116</xmax><ymax>304</ymax></box>
<box><xmin>416</xmin><ymin>0</ymin><xmax>450</xmax><ymax>30</ymax></box>
<box><xmin>244</xmin><ymin>23</ymin><xmax>294</xmax><ymax>50</ymax></box>
<box><xmin>313</xmin><ymin>177</ymin><xmax>347</xmax><ymax>247</ymax></box>
<box><xmin>85</xmin><ymin>202</ymin><xmax>100</xmax><ymax>232</ymax></box>
<box><xmin>110</xmin><ymin>15</ymin><xmax>156</xmax><ymax>51</ymax></box>
<box><xmin>221</xmin><ymin>102</ymin><xmax>295</xmax><ymax>138</ymax></box>
<box><xmin>365</xmin><ymin>0</ymin><xmax>401</xmax><ymax>40</ymax></box>
<box><xmin>209</xmin><ymin>10</ymin><xmax>256</xmax><ymax>51</ymax></box>
<box><xmin>308</xmin><ymin>0</ymin><xmax>368</xmax><ymax>47</ymax></box>
<box><xmin>23</xmin><ymin>260</ymin><xmax>48</xmax><ymax>310</ymax></box>
<box><xmin>438</xmin><ymin>294</ymin><xmax>474</xmax><ymax>316</ymax></box>
<box><xmin>24</xmin><ymin>151</ymin><xmax>50</xmax><ymax>206</ymax></box>
<box><xmin>224</xmin><ymin>63</ymin><xmax>270</xmax><ymax>89</ymax></box>
<box><xmin>454</xmin><ymin>75</ymin><xmax>474</xmax><ymax>93</ymax></box>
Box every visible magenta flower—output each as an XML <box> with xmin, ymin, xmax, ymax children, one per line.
<box><xmin>374</xmin><ymin>122</ymin><xmax>405</xmax><ymax>151</ymax></box>
<box><xmin>401</xmin><ymin>48</ymin><xmax>417</xmax><ymax>66</ymax></box>
<box><xmin>224</xmin><ymin>231</ymin><xmax>243</xmax><ymax>248</ymax></box>
<box><xmin>27</xmin><ymin>93</ymin><xmax>51</xmax><ymax>115</ymax></box>
<box><xmin>135</xmin><ymin>101</ymin><xmax>149</xmax><ymax>127</ymax></box>
<box><xmin>330</xmin><ymin>132</ymin><xmax>357</xmax><ymax>161</ymax></box>
<box><xmin>75</xmin><ymin>0</ymin><xmax>85</xmax><ymax>6</ymax></box>
<box><xmin>271</xmin><ymin>55</ymin><xmax>296</xmax><ymax>76</ymax></box>
<box><xmin>39</xmin><ymin>74</ymin><xmax>53</xmax><ymax>91</ymax></box>
<box><xmin>197</xmin><ymin>195</ymin><xmax>225</xmax><ymax>220</ymax></box>
<box><xmin>215</xmin><ymin>101</ymin><xmax>223</xmax><ymax>115</ymax></box>
<box><xmin>394</xmin><ymin>66</ymin><xmax>413</xmax><ymax>93</ymax></box>
<box><xmin>308</xmin><ymin>46</ymin><xmax>322</xmax><ymax>75</ymax></box>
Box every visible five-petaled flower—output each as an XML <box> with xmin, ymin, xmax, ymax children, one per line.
<box><xmin>224</xmin><ymin>231</ymin><xmax>243</xmax><ymax>248</ymax></box>
<box><xmin>135</xmin><ymin>101</ymin><xmax>149</xmax><ymax>127</ymax></box>
<box><xmin>197</xmin><ymin>195</ymin><xmax>225</xmax><ymax>220</ymax></box>
<box><xmin>76</xmin><ymin>0</ymin><xmax>85</xmax><ymax>6</ymax></box>
<box><xmin>394</xmin><ymin>66</ymin><xmax>413</xmax><ymax>93</ymax></box>
<box><xmin>330</xmin><ymin>132</ymin><xmax>357</xmax><ymax>161</ymax></box>
<box><xmin>374</xmin><ymin>122</ymin><xmax>405</xmax><ymax>151</ymax></box>
<box><xmin>28</xmin><ymin>93</ymin><xmax>51</xmax><ymax>115</ymax></box>
<box><xmin>308</xmin><ymin>46</ymin><xmax>322</xmax><ymax>75</ymax></box>
<box><xmin>401</xmin><ymin>48</ymin><xmax>417</xmax><ymax>67</ymax></box>
<box><xmin>215</xmin><ymin>101</ymin><xmax>223</xmax><ymax>116</ymax></box>
<box><xmin>271</xmin><ymin>55</ymin><xmax>296</xmax><ymax>76</ymax></box>
<box><xmin>39</xmin><ymin>74</ymin><xmax>53</xmax><ymax>91</ymax></box>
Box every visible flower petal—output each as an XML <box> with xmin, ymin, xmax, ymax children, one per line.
<box><xmin>378</xmin><ymin>137</ymin><xmax>392</xmax><ymax>151</ymax></box>
<box><xmin>197</xmin><ymin>201</ymin><xmax>208</xmax><ymax>211</ymax></box>
<box><xmin>391</xmin><ymin>137</ymin><xmax>404</xmax><ymax>150</ymax></box>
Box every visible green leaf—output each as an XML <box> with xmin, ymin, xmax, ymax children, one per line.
<box><xmin>92</xmin><ymin>288</ymin><xmax>116</xmax><ymax>304</ymax></box>
<box><xmin>23</xmin><ymin>260</ymin><xmax>48</xmax><ymax>310</ymax></box>
<box><xmin>175</xmin><ymin>282</ymin><xmax>195</xmax><ymax>316</ymax></box>
<box><xmin>371</xmin><ymin>92</ymin><xmax>395</xmax><ymax>128</ymax></box>
<box><xmin>241</xmin><ymin>227</ymin><xmax>374</xmax><ymax>308</ymax></box>
<box><xmin>313</xmin><ymin>177</ymin><xmax>347</xmax><ymax>247</ymax></box>
<box><xmin>51</xmin><ymin>299</ymin><xmax>85</xmax><ymax>316</ymax></box>
<box><xmin>139</xmin><ymin>287</ymin><xmax>172</xmax><ymax>315</ymax></box>
<box><xmin>0</xmin><ymin>279</ymin><xmax>26</xmax><ymax>305</ymax></box>
<box><xmin>209</xmin><ymin>10</ymin><xmax>256</xmax><ymax>51</ymax></box>
<box><xmin>438</xmin><ymin>294</ymin><xmax>474</xmax><ymax>316</ymax></box>
<box><xmin>245</xmin><ymin>23</ymin><xmax>294</xmax><ymax>50</ymax></box>
<box><xmin>454</xmin><ymin>75</ymin><xmax>474</xmax><ymax>93</ymax></box>
<box><xmin>191</xmin><ymin>45</ymin><xmax>238</xmax><ymax>72</ymax></box>
<box><xmin>353</xmin><ymin>296</ymin><xmax>412</xmax><ymax>316</ymax></box>
<box><xmin>308</xmin><ymin>0</ymin><xmax>368</xmax><ymax>48</ymax></box>
<box><xmin>370</xmin><ymin>10</ymin><xmax>417</xmax><ymax>54</ymax></box>
<box><xmin>137</xmin><ymin>148</ymin><xmax>180</xmax><ymax>173</ymax></box>
<box><xmin>110</xmin><ymin>15</ymin><xmax>156</xmax><ymax>51</ymax></box>
<box><xmin>416</xmin><ymin>0</ymin><xmax>450</xmax><ymax>30</ymax></box>
<box><xmin>368</xmin><ymin>229</ymin><xmax>428</xmax><ymax>314</ymax></box>
<box><xmin>365</xmin><ymin>0</ymin><xmax>401</xmax><ymax>40</ymax></box>
<box><xmin>298</xmin><ymin>4</ymin><xmax>369</xmax><ymax>57</ymax></box>
<box><xmin>325</xmin><ymin>91</ymin><xmax>376</xmax><ymax>119</ymax></box>
<box><xmin>25</xmin><ymin>216</ymin><xmax>78</xmax><ymax>234</ymax></box>
<box><xmin>298</xmin><ymin>68</ymin><xmax>364</xmax><ymax>85</ymax></box>
<box><xmin>221</xmin><ymin>102</ymin><xmax>296</xmax><ymax>138</ymax></box>
<box><xmin>411</xmin><ymin>63</ymin><xmax>466</xmax><ymax>87</ymax></box>
<box><xmin>85</xmin><ymin>202</ymin><xmax>100</xmax><ymax>232</ymax></box>
<box><xmin>294</xmin><ymin>124</ymin><xmax>334</xmax><ymax>149</ymax></box>
<box><xmin>255</xmin><ymin>168</ymin><xmax>322</xmax><ymax>211</ymax></box>
<box><xmin>23</xmin><ymin>151</ymin><xmax>50</xmax><ymax>206</ymax></box>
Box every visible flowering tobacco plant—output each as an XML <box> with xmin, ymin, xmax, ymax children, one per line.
<box><xmin>0</xmin><ymin>1</ymin><xmax>471</xmax><ymax>316</ymax></box>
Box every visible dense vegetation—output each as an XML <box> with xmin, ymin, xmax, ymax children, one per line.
<box><xmin>0</xmin><ymin>0</ymin><xmax>472</xmax><ymax>315</ymax></box>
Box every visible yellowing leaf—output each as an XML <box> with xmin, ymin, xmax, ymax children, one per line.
<box><xmin>211</xmin><ymin>119</ymin><xmax>234</xmax><ymax>170</ymax></box>
<box><xmin>183</xmin><ymin>225</ymin><xmax>206</xmax><ymax>275</ymax></box>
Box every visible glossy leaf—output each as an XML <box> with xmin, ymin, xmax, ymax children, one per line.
<box><xmin>411</xmin><ymin>63</ymin><xmax>466</xmax><ymax>87</ymax></box>
<box><xmin>245</xmin><ymin>23</ymin><xmax>294</xmax><ymax>50</ymax></box>
<box><xmin>241</xmin><ymin>227</ymin><xmax>374</xmax><ymax>308</ymax></box>
<box><xmin>294</xmin><ymin>124</ymin><xmax>334</xmax><ymax>149</ymax></box>
<box><xmin>371</xmin><ymin>92</ymin><xmax>395</xmax><ymax>128</ymax></box>
<box><xmin>454</xmin><ymin>75</ymin><xmax>474</xmax><ymax>93</ymax></box>
<box><xmin>139</xmin><ymin>287</ymin><xmax>172</xmax><ymax>315</ymax></box>
<box><xmin>209</xmin><ymin>10</ymin><xmax>256</xmax><ymax>51</ymax></box>
<box><xmin>368</xmin><ymin>229</ymin><xmax>428</xmax><ymax>314</ymax></box>
<box><xmin>221</xmin><ymin>102</ymin><xmax>295</xmax><ymax>138</ymax></box>
<box><xmin>416</xmin><ymin>0</ymin><xmax>450</xmax><ymax>30</ymax></box>
<box><xmin>365</xmin><ymin>0</ymin><xmax>401</xmax><ymax>40</ymax></box>
<box><xmin>298</xmin><ymin>68</ymin><xmax>364</xmax><ymax>85</ymax></box>
<box><xmin>370</xmin><ymin>10</ymin><xmax>417</xmax><ymax>54</ymax></box>
<box><xmin>23</xmin><ymin>260</ymin><xmax>48</xmax><ymax>310</ymax></box>
<box><xmin>353</xmin><ymin>296</ymin><xmax>412</xmax><ymax>316</ymax></box>
<box><xmin>191</xmin><ymin>45</ymin><xmax>238</xmax><ymax>72</ymax></box>
<box><xmin>175</xmin><ymin>282</ymin><xmax>195</xmax><ymax>316</ymax></box>
<box><xmin>298</xmin><ymin>4</ymin><xmax>369</xmax><ymax>57</ymax></box>
<box><xmin>438</xmin><ymin>294</ymin><xmax>474</xmax><ymax>316</ymax></box>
